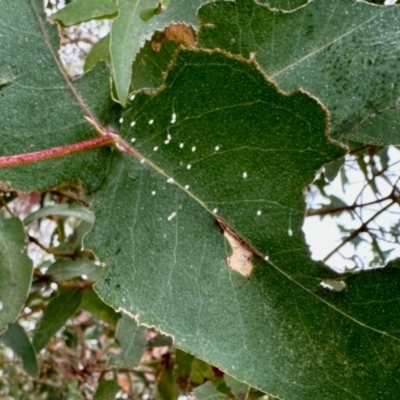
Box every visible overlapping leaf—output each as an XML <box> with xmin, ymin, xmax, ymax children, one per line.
<box><xmin>0</xmin><ymin>0</ymin><xmax>115</xmax><ymax>192</ymax></box>
<box><xmin>198</xmin><ymin>0</ymin><xmax>400</xmax><ymax>144</ymax></box>
<box><xmin>0</xmin><ymin>216</ymin><xmax>32</xmax><ymax>334</ymax></box>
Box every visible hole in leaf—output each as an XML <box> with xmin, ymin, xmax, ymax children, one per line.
<box><xmin>303</xmin><ymin>145</ymin><xmax>400</xmax><ymax>273</ymax></box>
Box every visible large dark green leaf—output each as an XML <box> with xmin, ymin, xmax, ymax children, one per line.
<box><xmin>198</xmin><ymin>0</ymin><xmax>400</xmax><ymax>144</ymax></box>
<box><xmin>0</xmin><ymin>0</ymin><xmax>115</xmax><ymax>192</ymax></box>
<box><xmin>0</xmin><ymin>215</ymin><xmax>32</xmax><ymax>334</ymax></box>
<box><xmin>85</xmin><ymin>51</ymin><xmax>400</xmax><ymax>399</ymax></box>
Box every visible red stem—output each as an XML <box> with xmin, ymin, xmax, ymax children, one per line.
<box><xmin>0</xmin><ymin>135</ymin><xmax>115</xmax><ymax>169</ymax></box>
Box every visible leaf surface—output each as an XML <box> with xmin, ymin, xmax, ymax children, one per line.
<box><xmin>32</xmin><ymin>287</ymin><xmax>83</xmax><ymax>351</ymax></box>
<box><xmin>0</xmin><ymin>0</ymin><xmax>115</xmax><ymax>192</ymax></box>
<box><xmin>109</xmin><ymin>0</ymin><xmax>207</xmax><ymax>104</ymax></box>
<box><xmin>198</xmin><ymin>0</ymin><xmax>400</xmax><ymax>144</ymax></box>
<box><xmin>1</xmin><ymin>322</ymin><xmax>39</xmax><ymax>377</ymax></box>
<box><xmin>0</xmin><ymin>215</ymin><xmax>32</xmax><ymax>334</ymax></box>
<box><xmin>85</xmin><ymin>51</ymin><xmax>400</xmax><ymax>399</ymax></box>
<box><xmin>51</xmin><ymin>0</ymin><xmax>118</xmax><ymax>26</ymax></box>
<box><xmin>110</xmin><ymin>315</ymin><xmax>146</xmax><ymax>368</ymax></box>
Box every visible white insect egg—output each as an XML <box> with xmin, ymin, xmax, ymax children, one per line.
<box><xmin>130</xmin><ymin>138</ymin><xmax>136</xmax><ymax>143</ymax></box>
<box><xmin>149</xmin><ymin>119</ymin><xmax>154</xmax><ymax>125</ymax></box>
<box><xmin>191</xmin><ymin>146</ymin><xmax>196</xmax><ymax>152</ymax></box>
<box><xmin>213</xmin><ymin>208</ymin><xmax>218</xmax><ymax>214</ymax></box>
<box><xmin>215</xmin><ymin>146</ymin><xmax>220</xmax><ymax>151</ymax></box>
<box><xmin>130</xmin><ymin>94</ymin><xmax>136</xmax><ymax>101</ymax></box>
<box><xmin>164</xmin><ymin>140</ymin><xmax>170</xmax><ymax>145</ymax></box>
<box><xmin>130</xmin><ymin>121</ymin><xmax>136</xmax><ymax>127</ymax></box>
<box><xmin>167</xmin><ymin>177</ymin><xmax>174</xmax><ymax>183</ymax></box>
<box><xmin>171</xmin><ymin>112</ymin><xmax>177</xmax><ymax>124</ymax></box>
<box><xmin>167</xmin><ymin>211</ymin><xmax>177</xmax><ymax>221</ymax></box>
<box><xmin>119</xmin><ymin>117</ymin><xmax>123</xmax><ymax>124</ymax></box>
<box><xmin>153</xmin><ymin>146</ymin><xmax>158</xmax><ymax>151</ymax></box>
<box><xmin>151</xmin><ymin>191</ymin><xmax>156</xmax><ymax>195</ymax></box>
<box><xmin>264</xmin><ymin>255</ymin><xmax>269</xmax><ymax>261</ymax></box>
<box><xmin>140</xmin><ymin>158</ymin><xmax>145</xmax><ymax>164</ymax></box>
<box><xmin>257</xmin><ymin>210</ymin><xmax>262</xmax><ymax>216</ymax></box>
<box><xmin>184</xmin><ymin>185</ymin><xmax>190</xmax><ymax>190</ymax></box>
<box><xmin>167</xmin><ymin>133</ymin><xmax>172</xmax><ymax>140</ymax></box>
<box><xmin>288</xmin><ymin>229</ymin><xmax>293</xmax><ymax>236</ymax></box>
<box><xmin>243</xmin><ymin>172</ymin><xmax>247</xmax><ymax>179</ymax></box>
<box><xmin>187</xmin><ymin>164</ymin><xmax>192</xmax><ymax>170</ymax></box>
<box><xmin>179</xmin><ymin>143</ymin><xmax>184</xmax><ymax>149</ymax></box>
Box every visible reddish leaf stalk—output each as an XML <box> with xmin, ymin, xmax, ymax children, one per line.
<box><xmin>0</xmin><ymin>135</ymin><xmax>115</xmax><ymax>169</ymax></box>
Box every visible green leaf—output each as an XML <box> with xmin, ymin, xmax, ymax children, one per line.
<box><xmin>224</xmin><ymin>375</ymin><xmax>249</xmax><ymax>400</ymax></box>
<box><xmin>191</xmin><ymin>358</ymin><xmax>214</xmax><ymax>384</ymax></box>
<box><xmin>33</xmin><ymin>287</ymin><xmax>84</xmax><ymax>351</ymax></box>
<box><xmin>156</xmin><ymin>355</ymin><xmax>179</xmax><ymax>400</ymax></box>
<box><xmin>109</xmin><ymin>315</ymin><xmax>146</xmax><ymax>368</ymax></box>
<box><xmin>193</xmin><ymin>382</ymin><xmax>229</xmax><ymax>400</ymax></box>
<box><xmin>84</xmin><ymin>35</ymin><xmax>111</xmax><ymax>73</ymax></box>
<box><xmin>174</xmin><ymin>349</ymin><xmax>194</xmax><ymax>390</ymax></box>
<box><xmin>1</xmin><ymin>322</ymin><xmax>39</xmax><ymax>377</ymax></box>
<box><xmin>0</xmin><ymin>0</ymin><xmax>115</xmax><ymax>192</ymax></box>
<box><xmin>198</xmin><ymin>0</ymin><xmax>400</xmax><ymax>144</ymax></box>
<box><xmin>110</xmin><ymin>0</ymin><xmax>207</xmax><ymax>104</ymax></box>
<box><xmin>24</xmin><ymin>203</ymin><xmax>95</xmax><ymax>225</ymax></box>
<box><xmin>47</xmin><ymin>259</ymin><xmax>103</xmax><ymax>282</ymax></box>
<box><xmin>0</xmin><ymin>215</ymin><xmax>32</xmax><ymax>334</ymax></box>
<box><xmin>84</xmin><ymin>50</ymin><xmax>400</xmax><ymax>398</ymax></box>
<box><xmin>93</xmin><ymin>373</ymin><xmax>120</xmax><ymax>400</ymax></box>
<box><xmin>130</xmin><ymin>33</ymin><xmax>181</xmax><ymax>94</ymax></box>
<box><xmin>147</xmin><ymin>332</ymin><xmax>173</xmax><ymax>348</ymax></box>
<box><xmin>51</xmin><ymin>0</ymin><xmax>118</xmax><ymax>26</ymax></box>
<box><xmin>110</xmin><ymin>0</ymin><xmax>159</xmax><ymax>105</ymax></box>
<box><xmin>81</xmin><ymin>287</ymin><xmax>120</xmax><ymax>326</ymax></box>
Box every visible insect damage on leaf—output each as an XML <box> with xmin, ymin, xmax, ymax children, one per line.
<box><xmin>218</xmin><ymin>218</ymin><xmax>254</xmax><ymax>278</ymax></box>
<box><xmin>151</xmin><ymin>24</ymin><xmax>196</xmax><ymax>52</ymax></box>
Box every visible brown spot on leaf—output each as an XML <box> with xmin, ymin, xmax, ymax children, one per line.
<box><xmin>217</xmin><ymin>218</ymin><xmax>254</xmax><ymax>278</ymax></box>
<box><xmin>151</xmin><ymin>24</ymin><xmax>196</xmax><ymax>53</ymax></box>
<box><xmin>165</xmin><ymin>24</ymin><xmax>196</xmax><ymax>47</ymax></box>
<box><xmin>224</xmin><ymin>229</ymin><xmax>253</xmax><ymax>277</ymax></box>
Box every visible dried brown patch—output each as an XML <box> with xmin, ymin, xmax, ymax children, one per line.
<box><xmin>165</xmin><ymin>24</ymin><xmax>196</xmax><ymax>47</ymax></box>
<box><xmin>224</xmin><ymin>229</ymin><xmax>254</xmax><ymax>277</ymax></box>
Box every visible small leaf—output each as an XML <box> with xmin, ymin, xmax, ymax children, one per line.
<box><xmin>84</xmin><ymin>35</ymin><xmax>111</xmax><ymax>73</ymax></box>
<box><xmin>110</xmin><ymin>0</ymin><xmax>159</xmax><ymax>105</ymax></box>
<box><xmin>157</xmin><ymin>354</ymin><xmax>179</xmax><ymax>400</ymax></box>
<box><xmin>51</xmin><ymin>0</ymin><xmax>118</xmax><ymax>26</ymax></box>
<box><xmin>93</xmin><ymin>372</ymin><xmax>120</xmax><ymax>400</ymax></box>
<box><xmin>0</xmin><ymin>215</ymin><xmax>32</xmax><ymax>334</ymax></box>
<box><xmin>109</xmin><ymin>315</ymin><xmax>146</xmax><ymax>368</ymax></box>
<box><xmin>193</xmin><ymin>382</ymin><xmax>229</xmax><ymax>400</ymax></box>
<box><xmin>81</xmin><ymin>287</ymin><xmax>120</xmax><ymax>326</ymax></box>
<box><xmin>224</xmin><ymin>375</ymin><xmax>249</xmax><ymax>400</ymax></box>
<box><xmin>175</xmin><ymin>349</ymin><xmax>194</xmax><ymax>391</ymax></box>
<box><xmin>47</xmin><ymin>259</ymin><xmax>103</xmax><ymax>282</ymax></box>
<box><xmin>24</xmin><ymin>203</ymin><xmax>95</xmax><ymax>225</ymax></box>
<box><xmin>33</xmin><ymin>287</ymin><xmax>83</xmax><ymax>351</ymax></box>
<box><xmin>1</xmin><ymin>322</ymin><xmax>39</xmax><ymax>377</ymax></box>
<box><xmin>147</xmin><ymin>332</ymin><xmax>173</xmax><ymax>348</ymax></box>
